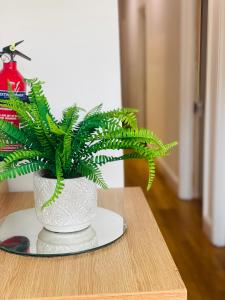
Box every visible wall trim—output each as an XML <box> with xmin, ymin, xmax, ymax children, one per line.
<box><xmin>179</xmin><ymin>0</ymin><xmax>199</xmax><ymax>199</ymax></box>
<box><xmin>203</xmin><ymin>216</ymin><xmax>212</xmax><ymax>242</ymax></box>
<box><xmin>157</xmin><ymin>158</ymin><xmax>179</xmax><ymax>195</ymax></box>
<box><xmin>203</xmin><ymin>0</ymin><xmax>225</xmax><ymax>246</ymax></box>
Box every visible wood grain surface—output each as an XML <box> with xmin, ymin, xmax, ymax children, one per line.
<box><xmin>0</xmin><ymin>188</ymin><xmax>186</xmax><ymax>300</ymax></box>
<box><xmin>125</xmin><ymin>158</ymin><xmax>225</xmax><ymax>300</ymax></box>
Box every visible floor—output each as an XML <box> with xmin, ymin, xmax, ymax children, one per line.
<box><xmin>124</xmin><ymin>159</ymin><xmax>225</xmax><ymax>300</ymax></box>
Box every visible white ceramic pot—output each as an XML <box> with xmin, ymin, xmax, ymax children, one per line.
<box><xmin>37</xmin><ymin>226</ymin><xmax>98</xmax><ymax>255</ymax></box>
<box><xmin>33</xmin><ymin>172</ymin><xmax>97</xmax><ymax>233</ymax></box>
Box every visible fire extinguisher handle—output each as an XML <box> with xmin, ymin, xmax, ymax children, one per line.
<box><xmin>13</xmin><ymin>50</ymin><xmax>31</xmax><ymax>61</ymax></box>
<box><xmin>1</xmin><ymin>41</ymin><xmax>31</xmax><ymax>62</ymax></box>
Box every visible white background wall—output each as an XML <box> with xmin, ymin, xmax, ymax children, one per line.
<box><xmin>0</xmin><ymin>0</ymin><xmax>123</xmax><ymax>191</ymax></box>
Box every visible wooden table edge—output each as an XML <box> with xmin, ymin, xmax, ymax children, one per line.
<box><xmin>14</xmin><ymin>289</ymin><xmax>187</xmax><ymax>300</ymax></box>
<box><xmin>0</xmin><ymin>187</ymin><xmax>187</xmax><ymax>300</ymax></box>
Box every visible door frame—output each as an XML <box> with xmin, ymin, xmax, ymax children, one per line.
<box><xmin>179</xmin><ymin>0</ymin><xmax>200</xmax><ymax>199</ymax></box>
<box><xmin>203</xmin><ymin>0</ymin><xmax>225</xmax><ymax>246</ymax></box>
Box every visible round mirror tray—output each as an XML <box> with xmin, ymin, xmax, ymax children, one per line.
<box><xmin>0</xmin><ymin>208</ymin><xmax>127</xmax><ymax>257</ymax></box>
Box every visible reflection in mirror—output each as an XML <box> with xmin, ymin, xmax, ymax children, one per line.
<box><xmin>0</xmin><ymin>207</ymin><xmax>126</xmax><ymax>257</ymax></box>
<box><xmin>37</xmin><ymin>226</ymin><xmax>98</xmax><ymax>255</ymax></box>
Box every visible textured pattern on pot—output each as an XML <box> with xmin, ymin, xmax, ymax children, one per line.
<box><xmin>33</xmin><ymin>172</ymin><xmax>97</xmax><ymax>233</ymax></box>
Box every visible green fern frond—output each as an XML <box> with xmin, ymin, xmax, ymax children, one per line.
<box><xmin>74</xmin><ymin>107</ymin><xmax>137</xmax><ymax>140</ymax></box>
<box><xmin>82</xmin><ymin>139</ymin><xmax>146</xmax><ymax>156</ymax></box>
<box><xmin>149</xmin><ymin>141</ymin><xmax>178</xmax><ymax>158</ymax></box>
<box><xmin>72</xmin><ymin>117</ymin><xmax>116</xmax><ymax>155</ymax></box>
<box><xmin>0</xmin><ymin>136</ymin><xmax>14</xmax><ymax>149</ymax></box>
<box><xmin>30</xmin><ymin>118</ymin><xmax>53</xmax><ymax>153</ymax></box>
<box><xmin>42</xmin><ymin>151</ymin><xmax>64</xmax><ymax>209</ymax></box>
<box><xmin>2</xmin><ymin>150</ymin><xmax>46</xmax><ymax>168</ymax></box>
<box><xmin>76</xmin><ymin>160</ymin><xmax>108</xmax><ymax>189</ymax></box>
<box><xmin>0</xmin><ymin>162</ymin><xmax>47</xmax><ymax>181</ymax></box>
<box><xmin>0</xmin><ymin>152</ymin><xmax>10</xmax><ymax>158</ymax></box>
<box><xmin>84</xmin><ymin>103</ymin><xmax>103</xmax><ymax>119</ymax></box>
<box><xmin>0</xmin><ymin>78</ymin><xmax>177</xmax><ymax>206</ymax></box>
<box><xmin>164</xmin><ymin>141</ymin><xmax>178</xmax><ymax>152</ymax></box>
<box><xmin>27</xmin><ymin>79</ymin><xmax>56</xmax><ymax>150</ymax></box>
<box><xmin>93</xmin><ymin>152</ymin><xmax>142</xmax><ymax>166</ymax></box>
<box><xmin>147</xmin><ymin>158</ymin><xmax>156</xmax><ymax>190</ymax></box>
<box><xmin>46</xmin><ymin>114</ymin><xmax>65</xmax><ymax>136</ymax></box>
<box><xmin>61</xmin><ymin>105</ymin><xmax>81</xmax><ymax>171</ymax></box>
<box><xmin>89</xmin><ymin>128</ymin><xmax>164</xmax><ymax>147</ymax></box>
<box><xmin>102</xmin><ymin>108</ymin><xmax>138</xmax><ymax>128</ymax></box>
<box><xmin>63</xmin><ymin>132</ymin><xmax>72</xmax><ymax>172</ymax></box>
<box><xmin>0</xmin><ymin>99</ymin><xmax>34</xmax><ymax>125</ymax></box>
<box><xmin>27</xmin><ymin>79</ymin><xmax>51</xmax><ymax>118</ymax></box>
<box><xmin>0</xmin><ymin>119</ymin><xmax>32</xmax><ymax>147</ymax></box>
<box><xmin>60</xmin><ymin>105</ymin><xmax>81</xmax><ymax>131</ymax></box>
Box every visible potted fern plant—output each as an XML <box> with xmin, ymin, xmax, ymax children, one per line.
<box><xmin>0</xmin><ymin>79</ymin><xmax>176</xmax><ymax>233</ymax></box>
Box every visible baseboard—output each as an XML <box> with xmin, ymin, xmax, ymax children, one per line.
<box><xmin>157</xmin><ymin>158</ymin><xmax>179</xmax><ymax>195</ymax></box>
<box><xmin>203</xmin><ymin>216</ymin><xmax>225</xmax><ymax>247</ymax></box>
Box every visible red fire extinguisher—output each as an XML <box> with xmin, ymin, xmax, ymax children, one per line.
<box><xmin>0</xmin><ymin>40</ymin><xmax>31</xmax><ymax>151</ymax></box>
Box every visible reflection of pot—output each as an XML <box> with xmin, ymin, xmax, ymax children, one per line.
<box><xmin>34</xmin><ymin>172</ymin><xmax>97</xmax><ymax>233</ymax></box>
<box><xmin>37</xmin><ymin>226</ymin><xmax>98</xmax><ymax>255</ymax></box>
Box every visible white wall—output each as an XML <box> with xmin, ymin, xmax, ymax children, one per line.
<box><xmin>0</xmin><ymin>0</ymin><xmax>123</xmax><ymax>191</ymax></box>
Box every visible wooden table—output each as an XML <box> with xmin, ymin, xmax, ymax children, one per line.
<box><xmin>0</xmin><ymin>186</ymin><xmax>187</xmax><ymax>300</ymax></box>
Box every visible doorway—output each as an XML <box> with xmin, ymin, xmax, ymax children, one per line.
<box><xmin>118</xmin><ymin>0</ymin><xmax>147</xmax><ymax>127</ymax></box>
<box><xmin>119</xmin><ymin>0</ymin><xmax>206</xmax><ymax>201</ymax></box>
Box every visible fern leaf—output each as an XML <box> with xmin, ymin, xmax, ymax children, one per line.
<box><xmin>0</xmin><ymin>162</ymin><xmax>47</xmax><ymax>181</ymax></box>
<box><xmin>46</xmin><ymin>114</ymin><xmax>65</xmax><ymax>136</ymax></box>
<box><xmin>0</xmin><ymin>152</ymin><xmax>10</xmax><ymax>158</ymax></box>
<box><xmin>147</xmin><ymin>158</ymin><xmax>156</xmax><ymax>190</ymax></box>
<box><xmin>82</xmin><ymin>139</ymin><xmax>148</xmax><ymax>157</ymax></box>
<box><xmin>93</xmin><ymin>152</ymin><xmax>142</xmax><ymax>166</ymax></box>
<box><xmin>0</xmin><ymin>119</ymin><xmax>32</xmax><ymax>147</ymax></box>
<box><xmin>27</xmin><ymin>79</ymin><xmax>56</xmax><ymax>150</ymax></box>
<box><xmin>61</xmin><ymin>105</ymin><xmax>80</xmax><ymax>171</ymax></box>
<box><xmin>42</xmin><ymin>150</ymin><xmax>64</xmax><ymax>209</ymax></box>
<box><xmin>27</xmin><ymin>79</ymin><xmax>53</xmax><ymax>120</ymax></box>
<box><xmin>2</xmin><ymin>150</ymin><xmax>46</xmax><ymax>168</ymax></box>
<box><xmin>76</xmin><ymin>160</ymin><xmax>108</xmax><ymax>189</ymax></box>
<box><xmin>0</xmin><ymin>136</ymin><xmax>14</xmax><ymax>149</ymax></box>
<box><xmin>60</xmin><ymin>105</ymin><xmax>81</xmax><ymax>131</ymax></box>
<box><xmin>29</xmin><ymin>105</ymin><xmax>55</xmax><ymax>153</ymax></box>
<box><xmin>101</xmin><ymin>108</ymin><xmax>138</xmax><ymax>128</ymax></box>
<box><xmin>90</xmin><ymin>128</ymin><xmax>164</xmax><ymax>147</ymax></box>
<box><xmin>84</xmin><ymin>103</ymin><xmax>103</xmax><ymax>119</ymax></box>
<box><xmin>164</xmin><ymin>141</ymin><xmax>178</xmax><ymax>152</ymax></box>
